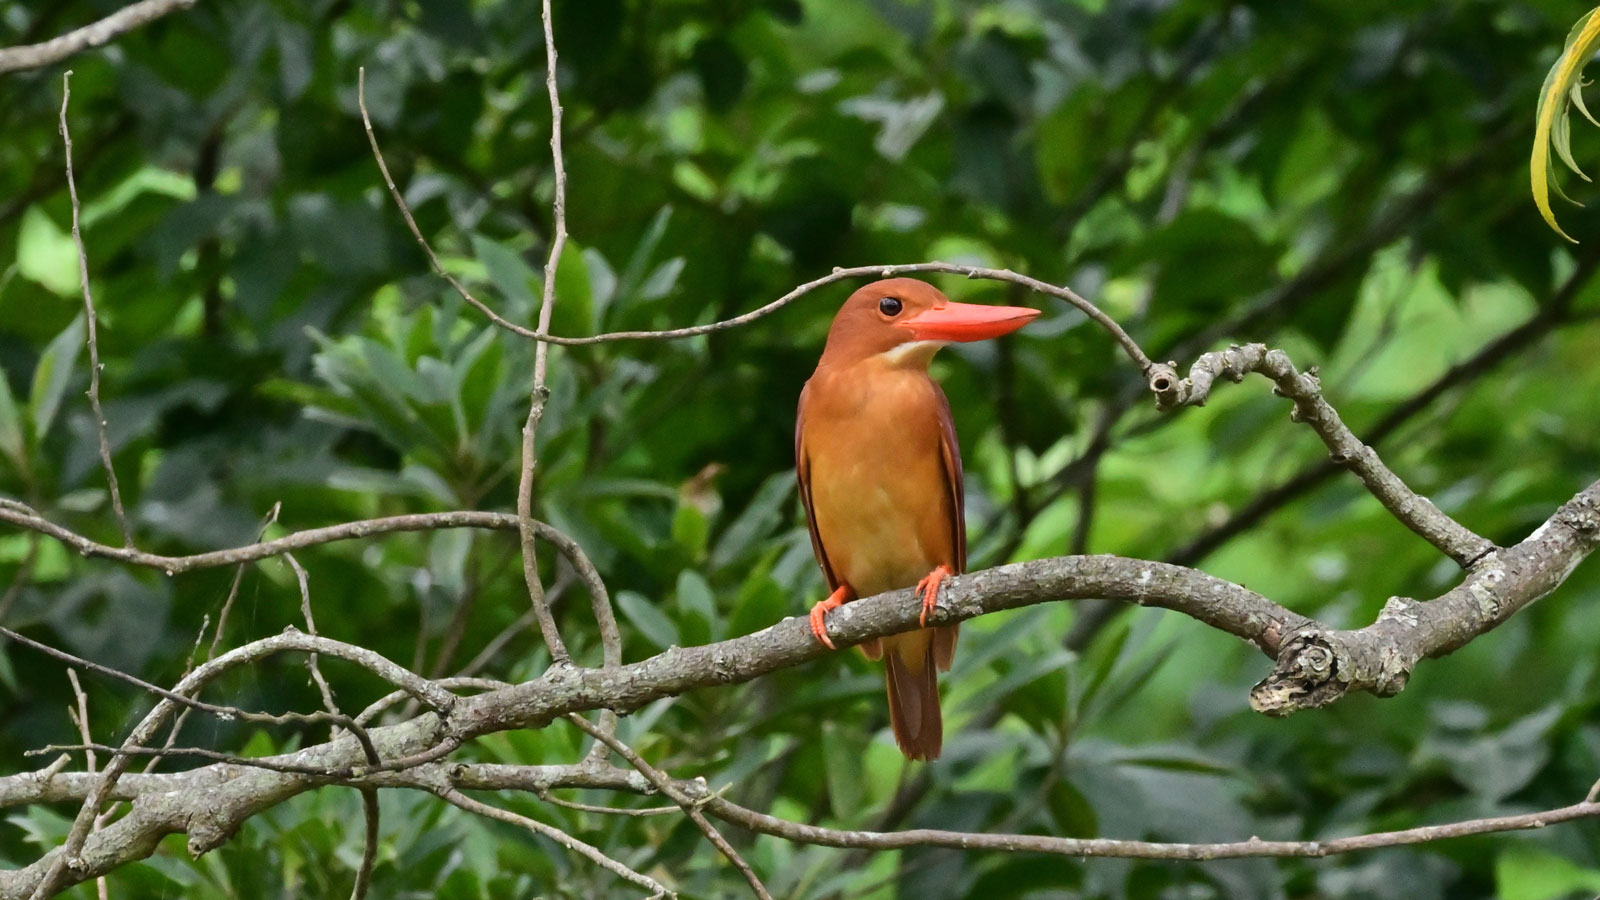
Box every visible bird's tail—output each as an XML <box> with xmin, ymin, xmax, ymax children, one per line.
<box><xmin>883</xmin><ymin>625</ymin><xmax>958</xmax><ymax>761</ymax></box>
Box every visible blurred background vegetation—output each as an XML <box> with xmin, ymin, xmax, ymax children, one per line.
<box><xmin>3</xmin><ymin>0</ymin><xmax>1600</xmax><ymax>897</ymax></box>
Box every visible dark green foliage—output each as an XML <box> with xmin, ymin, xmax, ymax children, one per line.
<box><xmin>3</xmin><ymin>0</ymin><xmax>1600</xmax><ymax>897</ymax></box>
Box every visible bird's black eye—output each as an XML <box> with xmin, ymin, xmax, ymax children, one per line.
<box><xmin>879</xmin><ymin>297</ymin><xmax>903</xmax><ymax>317</ymax></box>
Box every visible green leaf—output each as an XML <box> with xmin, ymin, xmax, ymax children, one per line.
<box><xmin>0</xmin><ymin>643</ymin><xmax>17</xmax><ymax>694</ymax></box>
<box><xmin>551</xmin><ymin>239</ymin><xmax>595</xmax><ymax>337</ymax></box>
<box><xmin>616</xmin><ymin>589</ymin><xmax>681</xmax><ymax>649</ymax></box>
<box><xmin>671</xmin><ymin>503</ymin><xmax>710</xmax><ymax>559</ymax></box>
<box><xmin>1496</xmin><ymin>846</ymin><xmax>1600</xmax><ymax>900</ymax></box>
<box><xmin>29</xmin><ymin>315</ymin><xmax>85</xmax><ymax>440</ymax></box>
<box><xmin>675</xmin><ymin>569</ymin><xmax>720</xmax><ymax>643</ymax></box>
<box><xmin>710</xmin><ymin>472</ymin><xmax>794</xmax><ymax>569</ymax></box>
<box><xmin>0</xmin><ymin>368</ymin><xmax>24</xmax><ymax>471</ymax></box>
<box><xmin>615</xmin><ymin>206</ymin><xmax>674</xmax><ymax>308</ymax></box>
<box><xmin>821</xmin><ymin>721</ymin><xmax>867</xmax><ymax>821</ymax></box>
<box><xmin>16</xmin><ymin>207</ymin><xmax>80</xmax><ymax>296</ymax></box>
<box><xmin>471</xmin><ymin>236</ymin><xmax>538</xmax><ymax>321</ymax></box>
<box><xmin>729</xmin><ymin>567</ymin><xmax>787</xmax><ymax>640</ymax></box>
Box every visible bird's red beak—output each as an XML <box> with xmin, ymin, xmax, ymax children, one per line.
<box><xmin>897</xmin><ymin>301</ymin><xmax>1040</xmax><ymax>342</ymax></box>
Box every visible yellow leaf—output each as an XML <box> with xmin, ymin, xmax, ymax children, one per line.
<box><xmin>1532</xmin><ymin>7</ymin><xmax>1600</xmax><ymax>242</ymax></box>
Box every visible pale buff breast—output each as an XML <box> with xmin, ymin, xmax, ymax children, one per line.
<box><xmin>803</xmin><ymin>363</ymin><xmax>957</xmax><ymax>598</ymax></box>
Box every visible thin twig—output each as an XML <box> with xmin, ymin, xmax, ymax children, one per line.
<box><xmin>1167</xmin><ymin>244</ymin><xmax>1600</xmax><ymax>568</ymax></box>
<box><xmin>357</xmin><ymin>85</ymin><xmax>1143</xmax><ymax>363</ymax></box>
<box><xmin>211</xmin><ymin>503</ymin><xmax>281</xmax><ymax>659</ymax></box>
<box><xmin>144</xmin><ymin>503</ymin><xmax>283</xmax><ymax>782</ymax></box>
<box><xmin>537</xmin><ymin>791</ymin><xmax>683</xmax><ymax>817</ymax></box>
<box><xmin>436</xmin><ymin>788</ymin><xmax>672</xmax><ymax>898</ymax></box>
<box><xmin>350</xmin><ymin>790</ymin><xmax>379</xmax><ymax>900</ymax></box>
<box><xmin>512</xmin><ymin>0</ymin><xmax>576</xmax><ymax>665</ymax></box>
<box><xmin>567</xmin><ymin>714</ymin><xmax>772</xmax><ymax>900</ymax></box>
<box><xmin>141</xmin><ymin>613</ymin><xmax>211</xmax><ymax>775</ymax></box>
<box><xmin>287</xmin><ymin>555</ymin><xmax>340</xmax><ymax>719</ymax></box>
<box><xmin>540</xmin><ymin>521</ymin><xmax>623</xmax><ymax>759</ymax></box>
<box><xmin>1147</xmin><ymin>344</ymin><xmax>1496</xmax><ymax>567</ymax></box>
<box><xmin>27</xmin><ymin>740</ymin><xmax>420</xmax><ymax>780</ymax></box>
<box><xmin>0</xmin><ymin>625</ymin><xmax>449</xmax><ymax>727</ymax></box>
<box><xmin>64</xmin><ymin>672</ymin><xmax>109</xmax><ymax>900</ymax></box>
<box><xmin>60</xmin><ymin>72</ymin><xmax>132</xmax><ymax>547</ymax></box>
<box><xmin>2</xmin><ymin>625</ymin><xmax>354</xmax><ymax>729</ymax></box>
<box><xmin>456</xmin><ymin>607</ymin><xmax>538</xmax><ymax>677</ymax></box>
<box><xmin>286</xmin><ymin>552</ymin><xmax>383</xmax><ymax>900</ymax></box>
<box><xmin>0</xmin><ymin>505</ymin><xmax>572</xmax><ymax>574</ymax></box>
<box><xmin>694</xmin><ymin>789</ymin><xmax>1600</xmax><ymax>861</ymax></box>
<box><xmin>355</xmin><ymin>676</ymin><xmax>509</xmax><ymax>728</ymax></box>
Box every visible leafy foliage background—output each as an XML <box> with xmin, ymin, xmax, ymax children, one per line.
<box><xmin>3</xmin><ymin>0</ymin><xmax>1600</xmax><ymax>897</ymax></box>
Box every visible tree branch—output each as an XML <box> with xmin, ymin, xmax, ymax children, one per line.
<box><xmin>0</xmin><ymin>505</ymin><xmax>579</xmax><ymax>574</ymax></box>
<box><xmin>0</xmin><ymin>0</ymin><xmax>196</xmax><ymax>75</ymax></box>
<box><xmin>514</xmin><ymin>0</ymin><xmax>575</xmax><ymax>666</ymax></box>
<box><xmin>567</xmin><ymin>714</ymin><xmax>772</xmax><ymax>900</ymax></box>
<box><xmin>1250</xmin><ymin>477</ymin><xmax>1600</xmax><ymax>714</ymax></box>
<box><xmin>1148</xmin><ymin>344</ymin><xmax>1497</xmax><ymax>567</ymax></box>
<box><xmin>434</xmin><ymin>787</ymin><xmax>671</xmax><ymax>898</ymax></box>
<box><xmin>59</xmin><ymin>73</ymin><xmax>132</xmax><ymax>547</ymax></box>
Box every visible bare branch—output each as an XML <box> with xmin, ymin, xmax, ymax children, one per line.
<box><xmin>1148</xmin><ymin>344</ymin><xmax>1496</xmax><ymax>567</ymax></box>
<box><xmin>349</xmin><ymin>790</ymin><xmax>379</xmax><ymax>900</ymax></box>
<box><xmin>567</xmin><ymin>715</ymin><xmax>771</xmax><ymax>900</ymax></box>
<box><xmin>0</xmin><ymin>625</ymin><xmax>453</xmax><ymax>723</ymax></box>
<box><xmin>435</xmin><ymin>788</ymin><xmax>672</xmax><ymax>899</ymax></box>
<box><xmin>446</xmin><ymin>761</ymin><xmax>1600</xmax><ymax>863</ymax></box>
<box><xmin>0</xmin><ymin>505</ymin><xmax>576</xmax><ymax>574</ymax></box>
<box><xmin>1251</xmin><ymin>478</ymin><xmax>1600</xmax><ymax>714</ymax></box>
<box><xmin>287</xmin><ymin>553</ymin><xmax>383</xmax><ymax>900</ymax></box>
<box><xmin>11</xmin><ymin>753</ymin><xmax>1600</xmax><ymax>877</ymax></box>
<box><xmin>210</xmin><ymin>503</ymin><xmax>281</xmax><ymax>658</ymax></box>
<box><xmin>1</xmin><ymin>463</ymin><xmax>1594</xmax><ymax>893</ymax></box>
<box><xmin>355</xmin><ymin>676</ymin><xmax>509</xmax><ymax>728</ymax></box>
<box><xmin>1168</xmin><ymin>246</ymin><xmax>1600</xmax><ymax>568</ymax></box>
<box><xmin>0</xmin><ymin>0</ymin><xmax>197</xmax><ymax>75</ymax></box>
<box><xmin>63</xmin><ymin>672</ymin><xmax>109</xmax><ymax>900</ymax></box>
<box><xmin>512</xmin><ymin>0</ymin><xmax>577</xmax><ymax>666</ymax></box>
<box><xmin>693</xmin><ymin>789</ymin><xmax>1600</xmax><ymax>861</ymax></box>
<box><xmin>0</xmin><ymin>552</ymin><xmax>1271</xmax><ymax>897</ymax></box>
<box><xmin>287</xmin><ymin>555</ymin><xmax>341</xmax><ymax>720</ymax></box>
<box><xmin>360</xmin><ymin>82</ymin><xmax>1147</xmax><ymax>363</ymax></box>
<box><xmin>534</xmin><ymin>792</ymin><xmax>683</xmax><ymax>817</ymax></box>
<box><xmin>59</xmin><ymin>72</ymin><xmax>132</xmax><ymax>547</ymax></box>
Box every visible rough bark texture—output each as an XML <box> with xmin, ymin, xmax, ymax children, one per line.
<box><xmin>2</xmin><ymin>475</ymin><xmax>1597</xmax><ymax>896</ymax></box>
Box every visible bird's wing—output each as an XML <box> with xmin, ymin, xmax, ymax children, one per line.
<box><xmin>795</xmin><ymin>381</ymin><xmax>843</xmax><ymax>592</ymax></box>
<box><xmin>932</xmin><ymin>382</ymin><xmax>966</xmax><ymax>573</ymax></box>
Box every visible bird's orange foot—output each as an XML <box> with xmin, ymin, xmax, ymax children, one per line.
<box><xmin>916</xmin><ymin>564</ymin><xmax>955</xmax><ymax>627</ymax></box>
<box><xmin>809</xmin><ymin>585</ymin><xmax>852</xmax><ymax>650</ymax></box>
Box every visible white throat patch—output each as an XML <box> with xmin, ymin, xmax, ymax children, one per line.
<box><xmin>877</xmin><ymin>340</ymin><xmax>949</xmax><ymax>367</ymax></box>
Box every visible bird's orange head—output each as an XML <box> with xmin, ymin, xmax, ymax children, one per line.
<box><xmin>818</xmin><ymin>277</ymin><xmax>1039</xmax><ymax>367</ymax></box>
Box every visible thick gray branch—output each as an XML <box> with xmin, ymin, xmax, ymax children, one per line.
<box><xmin>2</xmin><ymin>471</ymin><xmax>1597</xmax><ymax>893</ymax></box>
<box><xmin>0</xmin><ymin>554</ymin><xmax>1291</xmax><ymax>898</ymax></box>
<box><xmin>1251</xmin><ymin>478</ymin><xmax>1600</xmax><ymax>714</ymax></box>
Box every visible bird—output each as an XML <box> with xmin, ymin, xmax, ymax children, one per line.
<box><xmin>795</xmin><ymin>277</ymin><xmax>1039</xmax><ymax>760</ymax></box>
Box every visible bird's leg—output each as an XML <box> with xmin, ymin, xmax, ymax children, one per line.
<box><xmin>808</xmin><ymin>585</ymin><xmax>853</xmax><ymax>650</ymax></box>
<box><xmin>915</xmin><ymin>564</ymin><xmax>955</xmax><ymax>627</ymax></box>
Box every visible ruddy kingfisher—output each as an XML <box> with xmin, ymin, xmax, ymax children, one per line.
<box><xmin>796</xmin><ymin>277</ymin><xmax>1038</xmax><ymax>760</ymax></box>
